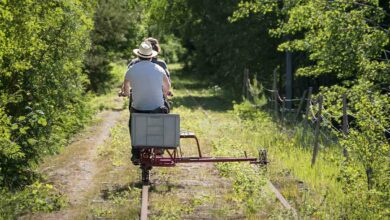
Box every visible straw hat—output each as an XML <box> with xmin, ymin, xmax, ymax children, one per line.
<box><xmin>133</xmin><ymin>42</ymin><xmax>158</xmax><ymax>58</ymax></box>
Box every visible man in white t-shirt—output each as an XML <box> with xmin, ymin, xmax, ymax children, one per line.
<box><xmin>119</xmin><ymin>41</ymin><xmax>171</xmax><ymax>163</ymax></box>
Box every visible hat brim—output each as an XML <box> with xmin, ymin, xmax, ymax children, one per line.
<box><xmin>133</xmin><ymin>49</ymin><xmax>158</xmax><ymax>58</ymax></box>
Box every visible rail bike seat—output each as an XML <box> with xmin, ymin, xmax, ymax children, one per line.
<box><xmin>131</xmin><ymin>113</ymin><xmax>180</xmax><ymax>149</ymax></box>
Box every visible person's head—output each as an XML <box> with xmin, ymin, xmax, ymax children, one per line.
<box><xmin>145</xmin><ymin>37</ymin><xmax>161</xmax><ymax>56</ymax></box>
<box><xmin>133</xmin><ymin>41</ymin><xmax>157</xmax><ymax>60</ymax></box>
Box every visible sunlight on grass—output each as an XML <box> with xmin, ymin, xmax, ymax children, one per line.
<box><xmin>168</xmin><ymin>63</ymin><xmax>184</xmax><ymax>71</ymax></box>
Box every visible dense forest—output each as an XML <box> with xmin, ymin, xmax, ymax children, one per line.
<box><xmin>0</xmin><ymin>0</ymin><xmax>389</xmax><ymax>218</ymax></box>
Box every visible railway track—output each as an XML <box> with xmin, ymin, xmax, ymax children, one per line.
<box><xmin>140</xmin><ymin>184</ymin><xmax>149</xmax><ymax>220</ymax></box>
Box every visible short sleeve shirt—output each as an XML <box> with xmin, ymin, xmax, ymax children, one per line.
<box><xmin>128</xmin><ymin>58</ymin><xmax>170</xmax><ymax>79</ymax></box>
<box><xmin>125</xmin><ymin>61</ymin><xmax>165</xmax><ymax>110</ymax></box>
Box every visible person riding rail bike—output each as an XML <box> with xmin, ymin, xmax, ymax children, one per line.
<box><xmin>125</xmin><ymin>37</ymin><xmax>172</xmax><ymax>111</ymax></box>
<box><xmin>119</xmin><ymin>41</ymin><xmax>171</xmax><ymax>164</ymax></box>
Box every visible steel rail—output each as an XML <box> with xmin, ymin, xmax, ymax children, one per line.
<box><xmin>267</xmin><ymin>180</ymin><xmax>298</xmax><ymax>219</ymax></box>
<box><xmin>140</xmin><ymin>184</ymin><xmax>149</xmax><ymax>220</ymax></box>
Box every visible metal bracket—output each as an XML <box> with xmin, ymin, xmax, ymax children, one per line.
<box><xmin>251</xmin><ymin>148</ymin><xmax>269</xmax><ymax>166</ymax></box>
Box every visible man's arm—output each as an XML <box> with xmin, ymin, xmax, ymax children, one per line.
<box><xmin>119</xmin><ymin>77</ymin><xmax>131</xmax><ymax>97</ymax></box>
<box><xmin>118</xmin><ymin>68</ymin><xmax>130</xmax><ymax>97</ymax></box>
<box><xmin>122</xmin><ymin>79</ymin><xmax>131</xmax><ymax>96</ymax></box>
<box><xmin>119</xmin><ymin>68</ymin><xmax>132</xmax><ymax>97</ymax></box>
<box><xmin>162</xmin><ymin>74</ymin><xmax>171</xmax><ymax>98</ymax></box>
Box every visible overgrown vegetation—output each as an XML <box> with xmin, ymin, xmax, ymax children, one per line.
<box><xmin>229</xmin><ymin>99</ymin><xmax>375</xmax><ymax>218</ymax></box>
<box><xmin>0</xmin><ymin>182</ymin><xmax>66</xmax><ymax>218</ymax></box>
<box><xmin>230</xmin><ymin>0</ymin><xmax>390</xmax><ymax>218</ymax></box>
<box><xmin>1</xmin><ymin>0</ymin><xmax>388</xmax><ymax>218</ymax></box>
<box><xmin>0</xmin><ymin>0</ymin><xmax>96</xmax><ymax>189</ymax></box>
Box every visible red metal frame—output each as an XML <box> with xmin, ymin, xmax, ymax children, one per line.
<box><xmin>140</xmin><ymin>148</ymin><xmax>258</xmax><ymax>167</ymax></box>
<box><xmin>139</xmin><ymin>131</ymin><xmax>260</xmax><ymax>168</ymax></box>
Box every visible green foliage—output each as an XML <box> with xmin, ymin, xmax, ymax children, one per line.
<box><xmin>84</xmin><ymin>0</ymin><xmax>146</xmax><ymax>93</ymax></box>
<box><xmin>233</xmin><ymin>100</ymin><xmax>268</xmax><ymax>120</ymax></box>
<box><xmin>229</xmin><ymin>0</ymin><xmax>279</xmax><ymax>22</ymax></box>
<box><xmin>198</xmin><ymin>0</ymin><xmax>281</xmax><ymax>89</ymax></box>
<box><xmin>230</xmin><ymin>99</ymin><xmax>389</xmax><ymax>218</ymax></box>
<box><xmin>0</xmin><ymin>182</ymin><xmax>65</xmax><ymax>219</ymax></box>
<box><xmin>145</xmin><ymin>0</ymin><xmax>281</xmax><ymax>91</ymax></box>
<box><xmin>320</xmin><ymin>79</ymin><xmax>390</xmax><ymax>218</ymax></box>
<box><xmin>230</xmin><ymin>0</ymin><xmax>390</xmax><ymax>217</ymax></box>
<box><xmin>232</xmin><ymin>0</ymin><xmax>389</xmax><ymax>83</ymax></box>
<box><xmin>248</xmin><ymin>77</ymin><xmax>267</xmax><ymax>105</ymax></box>
<box><xmin>159</xmin><ymin>34</ymin><xmax>187</xmax><ymax>64</ymax></box>
<box><xmin>215</xmin><ymin>161</ymin><xmax>267</xmax><ymax>214</ymax></box>
<box><xmin>0</xmin><ymin>0</ymin><xmax>95</xmax><ymax>188</ymax></box>
<box><xmin>134</xmin><ymin>1</ymin><xmax>188</xmax><ymax>64</ymax></box>
<box><xmin>273</xmin><ymin>0</ymin><xmax>390</xmax><ymax>83</ymax></box>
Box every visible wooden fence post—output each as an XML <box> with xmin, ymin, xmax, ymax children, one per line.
<box><xmin>273</xmin><ymin>68</ymin><xmax>279</xmax><ymax>118</ymax></box>
<box><xmin>311</xmin><ymin>95</ymin><xmax>323</xmax><ymax>167</ymax></box>
<box><xmin>295</xmin><ymin>89</ymin><xmax>308</xmax><ymax>122</ymax></box>
<box><xmin>342</xmin><ymin>94</ymin><xmax>349</xmax><ymax>158</ymax></box>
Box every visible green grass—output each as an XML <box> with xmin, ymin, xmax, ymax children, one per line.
<box><xmin>168</xmin><ymin>64</ymin><xmax>352</xmax><ymax>219</ymax></box>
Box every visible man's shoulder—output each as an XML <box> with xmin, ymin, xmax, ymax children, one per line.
<box><xmin>128</xmin><ymin>58</ymin><xmax>140</xmax><ymax>68</ymax></box>
<box><xmin>130</xmin><ymin>60</ymin><xmax>149</xmax><ymax>69</ymax></box>
<box><xmin>154</xmin><ymin>59</ymin><xmax>167</xmax><ymax>69</ymax></box>
<box><xmin>130</xmin><ymin>61</ymin><xmax>163</xmax><ymax>73</ymax></box>
<box><xmin>152</xmin><ymin>62</ymin><xmax>166</xmax><ymax>73</ymax></box>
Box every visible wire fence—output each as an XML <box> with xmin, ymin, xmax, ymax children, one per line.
<box><xmin>241</xmin><ymin>69</ymin><xmax>389</xmax><ymax>166</ymax></box>
<box><xmin>263</xmin><ymin>87</ymin><xmax>351</xmax><ymax>166</ymax></box>
<box><xmin>270</xmin><ymin>87</ymin><xmax>389</xmax><ymax>165</ymax></box>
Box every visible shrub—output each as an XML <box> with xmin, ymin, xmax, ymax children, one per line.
<box><xmin>0</xmin><ymin>0</ymin><xmax>95</xmax><ymax>188</ymax></box>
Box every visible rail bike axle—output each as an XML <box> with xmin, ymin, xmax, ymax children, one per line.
<box><xmin>138</xmin><ymin>131</ymin><xmax>267</xmax><ymax>168</ymax></box>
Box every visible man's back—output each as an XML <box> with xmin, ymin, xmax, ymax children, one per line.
<box><xmin>128</xmin><ymin>58</ymin><xmax>170</xmax><ymax>78</ymax></box>
<box><xmin>125</xmin><ymin>61</ymin><xmax>165</xmax><ymax>110</ymax></box>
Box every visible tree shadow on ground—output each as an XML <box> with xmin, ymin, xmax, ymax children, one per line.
<box><xmin>171</xmin><ymin>69</ymin><xmax>235</xmax><ymax>112</ymax></box>
<box><xmin>174</xmin><ymin>81</ymin><xmax>211</xmax><ymax>90</ymax></box>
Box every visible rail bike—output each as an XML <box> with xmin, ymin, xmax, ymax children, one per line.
<box><xmin>130</xmin><ymin>113</ymin><xmax>269</xmax><ymax>219</ymax></box>
<box><xmin>130</xmin><ymin>113</ymin><xmax>268</xmax><ymax>184</ymax></box>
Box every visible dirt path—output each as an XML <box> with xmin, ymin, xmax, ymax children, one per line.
<box><xmin>25</xmin><ymin>109</ymin><xmax>122</xmax><ymax>220</ymax></box>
